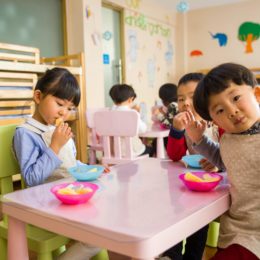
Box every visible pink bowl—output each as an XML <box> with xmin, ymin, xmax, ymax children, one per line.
<box><xmin>179</xmin><ymin>172</ymin><xmax>223</xmax><ymax>192</ymax></box>
<box><xmin>51</xmin><ymin>182</ymin><xmax>99</xmax><ymax>205</ymax></box>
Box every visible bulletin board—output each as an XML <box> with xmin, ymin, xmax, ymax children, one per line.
<box><xmin>0</xmin><ymin>0</ymin><xmax>64</xmax><ymax>57</ymax></box>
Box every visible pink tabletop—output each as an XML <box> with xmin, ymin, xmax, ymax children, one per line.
<box><xmin>2</xmin><ymin>158</ymin><xmax>230</xmax><ymax>259</ymax></box>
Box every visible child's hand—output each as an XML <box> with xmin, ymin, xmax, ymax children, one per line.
<box><xmin>102</xmin><ymin>164</ymin><xmax>110</xmax><ymax>173</ymax></box>
<box><xmin>199</xmin><ymin>158</ymin><xmax>219</xmax><ymax>172</ymax></box>
<box><xmin>186</xmin><ymin>120</ymin><xmax>207</xmax><ymax>145</ymax></box>
<box><xmin>172</xmin><ymin>110</ymin><xmax>194</xmax><ymax>130</ymax></box>
<box><xmin>132</xmin><ymin>104</ymin><xmax>140</xmax><ymax>112</ymax></box>
<box><xmin>50</xmin><ymin>123</ymin><xmax>73</xmax><ymax>154</ymax></box>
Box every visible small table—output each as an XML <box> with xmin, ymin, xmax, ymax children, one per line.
<box><xmin>139</xmin><ymin>124</ymin><xmax>170</xmax><ymax>158</ymax></box>
<box><xmin>2</xmin><ymin>158</ymin><xmax>230</xmax><ymax>260</ymax></box>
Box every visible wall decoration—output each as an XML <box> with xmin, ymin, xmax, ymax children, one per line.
<box><xmin>165</xmin><ymin>41</ymin><xmax>173</xmax><ymax>64</ymax></box>
<box><xmin>103</xmin><ymin>54</ymin><xmax>110</xmax><ymax>64</ymax></box>
<box><xmin>147</xmin><ymin>58</ymin><xmax>156</xmax><ymax>87</ymax></box>
<box><xmin>209</xmin><ymin>32</ymin><xmax>228</xmax><ymax>46</ymax></box>
<box><xmin>176</xmin><ymin>1</ymin><xmax>189</xmax><ymax>13</ymax></box>
<box><xmin>126</xmin><ymin>0</ymin><xmax>141</xmax><ymax>9</ymax></box>
<box><xmin>85</xmin><ymin>6</ymin><xmax>92</xmax><ymax>19</ymax></box>
<box><xmin>138</xmin><ymin>71</ymin><xmax>143</xmax><ymax>82</ymax></box>
<box><xmin>190</xmin><ymin>50</ymin><xmax>203</xmax><ymax>57</ymax></box>
<box><xmin>103</xmin><ymin>31</ymin><xmax>112</xmax><ymax>41</ymax></box>
<box><xmin>125</xmin><ymin>13</ymin><xmax>171</xmax><ymax>37</ymax></box>
<box><xmin>238</xmin><ymin>22</ymin><xmax>260</xmax><ymax>53</ymax></box>
<box><xmin>127</xmin><ymin>29</ymin><xmax>138</xmax><ymax>62</ymax></box>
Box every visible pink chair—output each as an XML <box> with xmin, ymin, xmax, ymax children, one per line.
<box><xmin>93</xmin><ymin>110</ymin><xmax>148</xmax><ymax>165</ymax></box>
<box><xmin>86</xmin><ymin>108</ymin><xmax>107</xmax><ymax>164</ymax></box>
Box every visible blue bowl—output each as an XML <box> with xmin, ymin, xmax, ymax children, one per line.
<box><xmin>68</xmin><ymin>164</ymin><xmax>104</xmax><ymax>181</ymax></box>
<box><xmin>181</xmin><ymin>154</ymin><xmax>204</xmax><ymax>169</ymax></box>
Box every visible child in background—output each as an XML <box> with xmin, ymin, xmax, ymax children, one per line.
<box><xmin>153</xmin><ymin>83</ymin><xmax>178</xmax><ymax>129</ymax></box>
<box><xmin>13</xmin><ymin>68</ymin><xmax>103</xmax><ymax>260</ymax></box>
<box><xmin>186</xmin><ymin>63</ymin><xmax>260</xmax><ymax>260</ymax></box>
<box><xmin>109</xmin><ymin>83</ymin><xmax>154</xmax><ymax>157</ymax></box>
<box><xmin>163</xmin><ymin>73</ymin><xmax>221</xmax><ymax>260</ymax></box>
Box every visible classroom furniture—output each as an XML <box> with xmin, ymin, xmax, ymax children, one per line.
<box><xmin>0</xmin><ymin>124</ymin><xmax>70</xmax><ymax>260</ymax></box>
<box><xmin>86</xmin><ymin>108</ymin><xmax>108</xmax><ymax>164</ymax></box>
<box><xmin>0</xmin><ymin>42</ymin><xmax>87</xmax><ymax>162</ymax></box>
<box><xmin>94</xmin><ymin>110</ymin><xmax>148</xmax><ymax>165</ymax></box>
<box><xmin>139</xmin><ymin>123</ymin><xmax>170</xmax><ymax>159</ymax></box>
<box><xmin>1</xmin><ymin>158</ymin><xmax>230</xmax><ymax>260</ymax></box>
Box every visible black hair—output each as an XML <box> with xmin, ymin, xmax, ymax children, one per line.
<box><xmin>158</xmin><ymin>83</ymin><xmax>177</xmax><ymax>106</ymax></box>
<box><xmin>193</xmin><ymin>63</ymin><xmax>257</xmax><ymax>121</ymax></box>
<box><xmin>178</xmin><ymin>72</ymin><xmax>204</xmax><ymax>87</ymax></box>
<box><xmin>35</xmin><ymin>67</ymin><xmax>80</xmax><ymax>106</ymax></box>
<box><xmin>109</xmin><ymin>84</ymin><xmax>136</xmax><ymax>104</ymax></box>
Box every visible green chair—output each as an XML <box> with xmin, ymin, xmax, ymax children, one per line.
<box><xmin>206</xmin><ymin>221</ymin><xmax>220</xmax><ymax>247</ymax></box>
<box><xmin>0</xmin><ymin>124</ymin><xmax>70</xmax><ymax>260</ymax></box>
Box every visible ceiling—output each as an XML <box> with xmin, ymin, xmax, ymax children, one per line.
<box><xmin>149</xmin><ymin>0</ymin><xmax>251</xmax><ymax>11</ymax></box>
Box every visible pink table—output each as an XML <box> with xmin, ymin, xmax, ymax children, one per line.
<box><xmin>139</xmin><ymin>124</ymin><xmax>170</xmax><ymax>158</ymax></box>
<box><xmin>1</xmin><ymin>158</ymin><xmax>230</xmax><ymax>260</ymax></box>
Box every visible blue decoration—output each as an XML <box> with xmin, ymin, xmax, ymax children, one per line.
<box><xmin>103</xmin><ymin>54</ymin><xmax>110</xmax><ymax>64</ymax></box>
<box><xmin>103</xmin><ymin>31</ymin><xmax>112</xmax><ymax>41</ymax></box>
<box><xmin>176</xmin><ymin>1</ymin><xmax>189</xmax><ymax>13</ymax></box>
<box><xmin>209</xmin><ymin>32</ymin><xmax>228</xmax><ymax>46</ymax></box>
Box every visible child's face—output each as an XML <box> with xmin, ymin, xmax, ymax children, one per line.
<box><xmin>177</xmin><ymin>81</ymin><xmax>200</xmax><ymax>119</ymax></box>
<box><xmin>33</xmin><ymin>91</ymin><xmax>75</xmax><ymax>125</ymax></box>
<box><xmin>209</xmin><ymin>83</ymin><xmax>260</xmax><ymax>134</ymax></box>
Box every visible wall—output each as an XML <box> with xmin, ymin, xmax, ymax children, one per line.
<box><xmin>66</xmin><ymin>0</ymin><xmax>177</xmax><ymax>115</ymax></box>
<box><xmin>66</xmin><ymin>0</ymin><xmax>260</xmax><ymax>112</ymax></box>
<box><xmin>185</xmin><ymin>0</ymin><xmax>260</xmax><ymax>75</ymax></box>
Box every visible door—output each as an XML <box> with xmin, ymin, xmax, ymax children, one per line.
<box><xmin>102</xmin><ymin>4</ymin><xmax>124</xmax><ymax>107</ymax></box>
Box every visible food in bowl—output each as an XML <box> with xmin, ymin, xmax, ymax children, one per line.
<box><xmin>179</xmin><ymin>172</ymin><xmax>222</xmax><ymax>192</ymax></box>
<box><xmin>68</xmin><ymin>164</ymin><xmax>104</xmax><ymax>181</ymax></box>
<box><xmin>51</xmin><ymin>182</ymin><xmax>99</xmax><ymax>205</ymax></box>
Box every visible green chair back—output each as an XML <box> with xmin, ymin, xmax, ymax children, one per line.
<box><xmin>0</xmin><ymin>124</ymin><xmax>70</xmax><ymax>260</ymax></box>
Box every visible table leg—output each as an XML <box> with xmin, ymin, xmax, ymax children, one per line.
<box><xmin>156</xmin><ymin>137</ymin><xmax>165</xmax><ymax>159</ymax></box>
<box><xmin>8</xmin><ymin>216</ymin><xmax>29</xmax><ymax>260</ymax></box>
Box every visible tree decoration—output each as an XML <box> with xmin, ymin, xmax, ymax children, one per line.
<box><xmin>238</xmin><ymin>21</ymin><xmax>260</xmax><ymax>53</ymax></box>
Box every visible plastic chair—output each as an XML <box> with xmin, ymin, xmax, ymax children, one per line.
<box><xmin>206</xmin><ymin>221</ymin><xmax>220</xmax><ymax>247</ymax></box>
<box><xmin>86</xmin><ymin>108</ymin><xmax>107</xmax><ymax>164</ymax></box>
<box><xmin>94</xmin><ymin>110</ymin><xmax>148</xmax><ymax>165</ymax></box>
<box><xmin>0</xmin><ymin>124</ymin><xmax>70</xmax><ymax>260</ymax></box>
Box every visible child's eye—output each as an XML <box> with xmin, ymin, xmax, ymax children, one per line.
<box><xmin>178</xmin><ymin>98</ymin><xmax>184</xmax><ymax>102</ymax></box>
<box><xmin>216</xmin><ymin>108</ymin><xmax>224</xmax><ymax>115</ymax></box>
<box><xmin>233</xmin><ymin>95</ymin><xmax>240</xmax><ymax>102</ymax></box>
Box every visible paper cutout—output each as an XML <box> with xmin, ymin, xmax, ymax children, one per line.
<box><xmin>103</xmin><ymin>31</ymin><xmax>112</xmax><ymax>41</ymax></box>
<box><xmin>128</xmin><ymin>30</ymin><xmax>138</xmax><ymax>62</ymax></box>
<box><xmin>209</xmin><ymin>32</ymin><xmax>228</xmax><ymax>46</ymax></box>
<box><xmin>238</xmin><ymin>21</ymin><xmax>260</xmax><ymax>53</ymax></box>
<box><xmin>165</xmin><ymin>41</ymin><xmax>173</xmax><ymax>63</ymax></box>
<box><xmin>190</xmin><ymin>50</ymin><xmax>203</xmax><ymax>57</ymax></box>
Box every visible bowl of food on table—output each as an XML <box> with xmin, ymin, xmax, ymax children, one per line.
<box><xmin>68</xmin><ymin>164</ymin><xmax>105</xmax><ymax>181</ymax></box>
<box><xmin>51</xmin><ymin>182</ymin><xmax>99</xmax><ymax>205</ymax></box>
<box><xmin>179</xmin><ymin>171</ymin><xmax>223</xmax><ymax>192</ymax></box>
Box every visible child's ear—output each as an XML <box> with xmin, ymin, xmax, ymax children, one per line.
<box><xmin>33</xmin><ymin>90</ymin><xmax>42</xmax><ymax>104</ymax></box>
<box><xmin>254</xmin><ymin>86</ymin><xmax>260</xmax><ymax>103</ymax></box>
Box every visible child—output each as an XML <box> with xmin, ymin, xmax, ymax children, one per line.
<box><xmin>187</xmin><ymin>63</ymin><xmax>260</xmax><ymax>259</ymax></box>
<box><xmin>163</xmin><ymin>73</ymin><xmax>221</xmax><ymax>260</ymax></box>
<box><xmin>13</xmin><ymin>68</ymin><xmax>102</xmax><ymax>260</ymax></box>
<box><xmin>109</xmin><ymin>83</ymin><xmax>154</xmax><ymax>157</ymax></box>
<box><xmin>153</xmin><ymin>83</ymin><xmax>178</xmax><ymax>129</ymax></box>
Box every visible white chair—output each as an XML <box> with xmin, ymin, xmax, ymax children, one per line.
<box><xmin>93</xmin><ymin>110</ymin><xmax>148</xmax><ymax>165</ymax></box>
<box><xmin>86</xmin><ymin>108</ymin><xmax>107</xmax><ymax>164</ymax></box>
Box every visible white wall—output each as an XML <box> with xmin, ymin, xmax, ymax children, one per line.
<box><xmin>66</xmin><ymin>0</ymin><xmax>177</xmax><ymax>116</ymax></box>
<box><xmin>186</xmin><ymin>0</ymin><xmax>260</xmax><ymax>74</ymax></box>
<box><xmin>66</xmin><ymin>0</ymin><xmax>260</xmax><ymax>111</ymax></box>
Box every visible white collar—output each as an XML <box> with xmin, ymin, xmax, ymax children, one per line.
<box><xmin>26</xmin><ymin>118</ymin><xmax>54</xmax><ymax>132</ymax></box>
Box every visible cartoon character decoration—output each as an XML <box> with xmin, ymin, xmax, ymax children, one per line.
<box><xmin>209</xmin><ymin>32</ymin><xmax>228</xmax><ymax>46</ymax></box>
<box><xmin>190</xmin><ymin>50</ymin><xmax>203</xmax><ymax>57</ymax></box>
<box><xmin>238</xmin><ymin>22</ymin><xmax>260</xmax><ymax>53</ymax></box>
